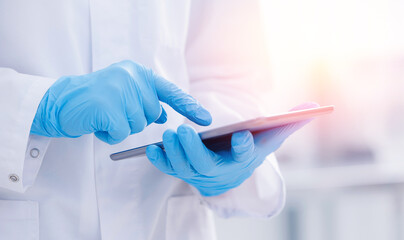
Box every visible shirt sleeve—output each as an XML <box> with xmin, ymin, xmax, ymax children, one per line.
<box><xmin>0</xmin><ymin>68</ymin><xmax>54</xmax><ymax>192</ymax></box>
<box><xmin>185</xmin><ymin>0</ymin><xmax>285</xmax><ymax>218</ymax></box>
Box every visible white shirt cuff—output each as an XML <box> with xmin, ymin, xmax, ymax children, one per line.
<box><xmin>197</xmin><ymin>154</ymin><xmax>286</xmax><ymax>218</ymax></box>
<box><xmin>22</xmin><ymin>135</ymin><xmax>51</xmax><ymax>190</ymax></box>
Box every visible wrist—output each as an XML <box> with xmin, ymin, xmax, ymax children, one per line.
<box><xmin>191</xmin><ymin>172</ymin><xmax>252</xmax><ymax>197</ymax></box>
<box><xmin>30</xmin><ymin>91</ymin><xmax>51</xmax><ymax>137</ymax></box>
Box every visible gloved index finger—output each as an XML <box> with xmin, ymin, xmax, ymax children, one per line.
<box><xmin>154</xmin><ymin>76</ymin><xmax>212</xmax><ymax>126</ymax></box>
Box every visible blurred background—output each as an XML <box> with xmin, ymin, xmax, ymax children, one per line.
<box><xmin>215</xmin><ymin>0</ymin><xmax>404</xmax><ymax>239</ymax></box>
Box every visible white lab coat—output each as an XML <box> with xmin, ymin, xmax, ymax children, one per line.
<box><xmin>0</xmin><ymin>0</ymin><xmax>285</xmax><ymax>239</ymax></box>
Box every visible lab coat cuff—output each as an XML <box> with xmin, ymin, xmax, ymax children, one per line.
<box><xmin>22</xmin><ymin>135</ymin><xmax>51</xmax><ymax>191</ymax></box>
<box><xmin>198</xmin><ymin>154</ymin><xmax>286</xmax><ymax>218</ymax></box>
<box><xmin>0</xmin><ymin>71</ymin><xmax>54</xmax><ymax>192</ymax></box>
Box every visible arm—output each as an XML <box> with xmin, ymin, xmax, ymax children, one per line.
<box><xmin>0</xmin><ymin>68</ymin><xmax>54</xmax><ymax>192</ymax></box>
<box><xmin>185</xmin><ymin>0</ymin><xmax>283</xmax><ymax>218</ymax></box>
<box><xmin>1</xmin><ymin>61</ymin><xmax>212</xmax><ymax>193</ymax></box>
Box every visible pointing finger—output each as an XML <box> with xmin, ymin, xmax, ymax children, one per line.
<box><xmin>153</xmin><ymin>75</ymin><xmax>212</xmax><ymax>126</ymax></box>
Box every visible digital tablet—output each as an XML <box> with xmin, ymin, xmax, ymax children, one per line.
<box><xmin>110</xmin><ymin>105</ymin><xmax>334</xmax><ymax>161</ymax></box>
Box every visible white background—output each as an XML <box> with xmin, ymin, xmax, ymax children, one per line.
<box><xmin>215</xmin><ymin>0</ymin><xmax>404</xmax><ymax>239</ymax></box>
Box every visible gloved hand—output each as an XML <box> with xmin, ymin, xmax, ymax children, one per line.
<box><xmin>146</xmin><ymin>102</ymin><xmax>319</xmax><ymax>196</ymax></box>
<box><xmin>31</xmin><ymin>60</ymin><xmax>212</xmax><ymax>144</ymax></box>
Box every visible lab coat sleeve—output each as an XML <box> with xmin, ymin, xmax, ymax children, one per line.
<box><xmin>0</xmin><ymin>68</ymin><xmax>54</xmax><ymax>192</ymax></box>
<box><xmin>185</xmin><ymin>0</ymin><xmax>285</xmax><ymax>218</ymax></box>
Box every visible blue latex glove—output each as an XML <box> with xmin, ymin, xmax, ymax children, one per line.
<box><xmin>146</xmin><ymin>102</ymin><xmax>319</xmax><ymax>196</ymax></box>
<box><xmin>31</xmin><ymin>60</ymin><xmax>212</xmax><ymax>144</ymax></box>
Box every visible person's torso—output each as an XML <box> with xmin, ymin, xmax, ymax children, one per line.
<box><xmin>0</xmin><ymin>1</ymin><xmax>215</xmax><ymax>239</ymax></box>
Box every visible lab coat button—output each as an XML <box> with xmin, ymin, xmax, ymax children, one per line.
<box><xmin>30</xmin><ymin>148</ymin><xmax>40</xmax><ymax>158</ymax></box>
<box><xmin>9</xmin><ymin>174</ymin><xmax>19</xmax><ymax>183</ymax></box>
